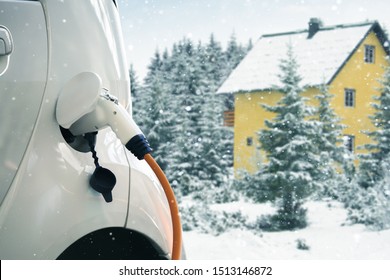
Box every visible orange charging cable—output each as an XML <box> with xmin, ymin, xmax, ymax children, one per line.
<box><xmin>144</xmin><ymin>153</ymin><xmax>182</xmax><ymax>260</ymax></box>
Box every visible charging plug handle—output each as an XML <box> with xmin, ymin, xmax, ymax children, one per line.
<box><xmin>125</xmin><ymin>134</ymin><xmax>152</xmax><ymax>160</ymax></box>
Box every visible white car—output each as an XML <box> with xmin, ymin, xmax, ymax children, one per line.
<box><xmin>0</xmin><ymin>0</ymin><xmax>182</xmax><ymax>259</ymax></box>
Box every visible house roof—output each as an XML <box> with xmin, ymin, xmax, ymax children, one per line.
<box><xmin>217</xmin><ymin>20</ymin><xmax>388</xmax><ymax>94</ymax></box>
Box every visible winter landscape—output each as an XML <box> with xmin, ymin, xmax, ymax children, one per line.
<box><xmin>183</xmin><ymin>199</ymin><xmax>390</xmax><ymax>259</ymax></box>
<box><xmin>120</xmin><ymin>1</ymin><xmax>390</xmax><ymax>260</ymax></box>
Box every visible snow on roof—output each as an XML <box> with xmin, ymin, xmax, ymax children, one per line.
<box><xmin>217</xmin><ymin>22</ymin><xmax>375</xmax><ymax>94</ymax></box>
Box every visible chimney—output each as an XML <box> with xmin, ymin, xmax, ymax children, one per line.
<box><xmin>308</xmin><ymin>18</ymin><xmax>323</xmax><ymax>39</ymax></box>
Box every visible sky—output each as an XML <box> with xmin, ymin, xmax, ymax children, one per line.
<box><xmin>117</xmin><ymin>0</ymin><xmax>390</xmax><ymax>81</ymax></box>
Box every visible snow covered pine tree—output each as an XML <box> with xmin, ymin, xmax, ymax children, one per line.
<box><xmin>358</xmin><ymin>58</ymin><xmax>390</xmax><ymax>188</ymax></box>
<box><xmin>314</xmin><ymin>83</ymin><xmax>353</xmax><ymax>199</ymax></box>
<box><xmin>344</xmin><ymin>58</ymin><xmax>390</xmax><ymax>230</ymax></box>
<box><xmin>257</xmin><ymin>44</ymin><xmax>322</xmax><ymax>230</ymax></box>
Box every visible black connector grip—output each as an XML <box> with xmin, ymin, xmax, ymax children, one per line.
<box><xmin>125</xmin><ymin>134</ymin><xmax>153</xmax><ymax>160</ymax></box>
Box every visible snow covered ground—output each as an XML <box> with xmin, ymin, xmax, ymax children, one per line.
<box><xmin>183</xmin><ymin>200</ymin><xmax>390</xmax><ymax>260</ymax></box>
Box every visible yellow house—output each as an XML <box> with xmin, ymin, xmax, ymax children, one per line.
<box><xmin>217</xmin><ymin>19</ymin><xmax>390</xmax><ymax>174</ymax></box>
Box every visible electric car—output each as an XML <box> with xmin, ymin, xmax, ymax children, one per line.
<box><xmin>0</xmin><ymin>0</ymin><xmax>182</xmax><ymax>259</ymax></box>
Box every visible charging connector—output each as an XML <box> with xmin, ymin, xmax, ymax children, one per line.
<box><xmin>125</xmin><ymin>134</ymin><xmax>152</xmax><ymax>160</ymax></box>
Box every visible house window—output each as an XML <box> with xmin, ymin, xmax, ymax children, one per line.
<box><xmin>344</xmin><ymin>88</ymin><xmax>355</xmax><ymax>107</ymax></box>
<box><xmin>343</xmin><ymin>135</ymin><xmax>355</xmax><ymax>152</ymax></box>
<box><xmin>246</xmin><ymin>137</ymin><xmax>253</xmax><ymax>146</ymax></box>
<box><xmin>364</xmin><ymin>45</ymin><xmax>375</xmax><ymax>63</ymax></box>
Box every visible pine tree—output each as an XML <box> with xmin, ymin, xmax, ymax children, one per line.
<box><xmin>342</xmin><ymin>59</ymin><xmax>390</xmax><ymax>230</ymax></box>
<box><xmin>224</xmin><ymin>33</ymin><xmax>247</xmax><ymax>76</ymax></box>
<box><xmin>257</xmin><ymin>44</ymin><xmax>321</xmax><ymax>230</ymax></box>
<box><xmin>314</xmin><ymin>83</ymin><xmax>354</xmax><ymax>198</ymax></box>
<box><xmin>163</xmin><ymin>38</ymin><xmax>207</xmax><ymax>195</ymax></box>
<box><xmin>196</xmin><ymin>35</ymin><xmax>234</xmax><ymax>201</ymax></box>
<box><xmin>134</xmin><ymin>50</ymin><xmax>173</xmax><ymax>169</ymax></box>
<box><xmin>203</xmin><ymin>34</ymin><xmax>226</xmax><ymax>86</ymax></box>
<box><xmin>345</xmin><ymin>154</ymin><xmax>390</xmax><ymax>229</ymax></box>
<box><xmin>339</xmin><ymin>60</ymin><xmax>390</xmax><ymax>230</ymax></box>
<box><xmin>358</xmin><ymin>60</ymin><xmax>390</xmax><ymax>188</ymax></box>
